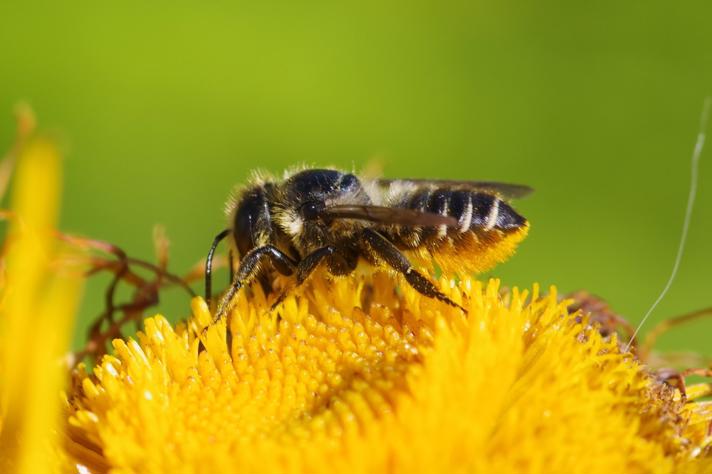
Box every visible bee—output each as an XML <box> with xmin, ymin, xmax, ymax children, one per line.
<box><xmin>205</xmin><ymin>168</ymin><xmax>531</xmax><ymax>320</ymax></box>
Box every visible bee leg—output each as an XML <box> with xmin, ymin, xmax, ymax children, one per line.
<box><xmin>270</xmin><ymin>246</ymin><xmax>336</xmax><ymax>311</ymax></box>
<box><xmin>296</xmin><ymin>246</ymin><xmax>336</xmax><ymax>284</ymax></box>
<box><xmin>214</xmin><ymin>245</ymin><xmax>297</xmax><ymax>323</ymax></box>
<box><xmin>205</xmin><ymin>229</ymin><xmax>230</xmax><ymax>302</ymax></box>
<box><xmin>362</xmin><ymin>229</ymin><xmax>466</xmax><ymax>313</ymax></box>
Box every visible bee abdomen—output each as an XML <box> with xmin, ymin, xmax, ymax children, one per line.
<box><xmin>408</xmin><ymin>188</ymin><xmax>526</xmax><ymax>236</ymax></box>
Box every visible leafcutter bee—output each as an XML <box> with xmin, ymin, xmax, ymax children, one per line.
<box><xmin>206</xmin><ymin>168</ymin><xmax>531</xmax><ymax>319</ymax></box>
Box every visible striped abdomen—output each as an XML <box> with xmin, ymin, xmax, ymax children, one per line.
<box><xmin>386</xmin><ymin>188</ymin><xmax>527</xmax><ymax>250</ymax></box>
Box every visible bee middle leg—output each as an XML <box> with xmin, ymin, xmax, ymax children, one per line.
<box><xmin>214</xmin><ymin>245</ymin><xmax>297</xmax><ymax>322</ymax></box>
<box><xmin>295</xmin><ymin>246</ymin><xmax>336</xmax><ymax>284</ymax></box>
<box><xmin>361</xmin><ymin>229</ymin><xmax>465</xmax><ymax>312</ymax></box>
<box><xmin>270</xmin><ymin>246</ymin><xmax>348</xmax><ymax>310</ymax></box>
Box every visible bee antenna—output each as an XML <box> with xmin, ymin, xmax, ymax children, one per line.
<box><xmin>206</xmin><ymin>229</ymin><xmax>230</xmax><ymax>302</ymax></box>
<box><xmin>625</xmin><ymin>97</ymin><xmax>711</xmax><ymax>353</ymax></box>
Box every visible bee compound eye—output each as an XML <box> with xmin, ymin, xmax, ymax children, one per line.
<box><xmin>300</xmin><ymin>201</ymin><xmax>323</xmax><ymax>220</ymax></box>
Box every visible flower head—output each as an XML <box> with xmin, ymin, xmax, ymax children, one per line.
<box><xmin>64</xmin><ymin>273</ymin><xmax>712</xmax><ymax>473</ymax></box>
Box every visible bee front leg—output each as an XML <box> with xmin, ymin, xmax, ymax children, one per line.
<box><xmin>214</xmin><ymin>245</ymin><xmax>297</xmax><ymax>323</ymax></box>
<box><xmin>361</xmin><ymin>229</ymin><xmax>466</xmax><ymax>312</ymax></box>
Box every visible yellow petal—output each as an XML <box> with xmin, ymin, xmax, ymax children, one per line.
<box><xmin>0</xmin><ymin>136</ymin><xmax>83</xmax><ymax>474</ymax></box>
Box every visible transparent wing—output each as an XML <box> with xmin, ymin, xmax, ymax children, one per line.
<box><xmin>376</xmin><ymin>178</ymin><xmax>533</xmax><ymax>200</ymax></box>
<box><xmin>324</xmin><ymin>204</ymin><xmax>458</xmax><ymax>227</ymax></box>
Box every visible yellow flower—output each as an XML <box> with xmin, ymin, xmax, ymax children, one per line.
<box><xmin>0</xmin><ymin>111</ymin><xmax>83</xmax><ymax>474</ymax></box>
<box><xmin>63</xmin><ymin>273</ymin><xmax>712</xmax><ymax>474</ymax></box>
<box><xmin>1</xmin><ymin>112</ymin><xmax>711</xmax><ymax>474</ymax></box>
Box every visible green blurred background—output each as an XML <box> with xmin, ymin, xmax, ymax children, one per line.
<box><xmin>1</xmin><ymin>1</ymin><xmax>710</xmax><ymax>355</ymax></box>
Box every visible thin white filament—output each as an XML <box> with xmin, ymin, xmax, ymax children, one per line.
<box><xmin>624</xmin><ymin>97</ymin><xmax>711</xmax><ymax>353</ymax></box>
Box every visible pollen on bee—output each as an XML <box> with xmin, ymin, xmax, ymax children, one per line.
<box><xmin>425</xmin><ymin>224</ymin><xmax>530</xmax><ymax>276</ymax></box>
